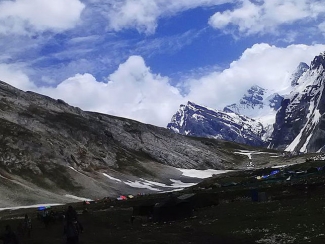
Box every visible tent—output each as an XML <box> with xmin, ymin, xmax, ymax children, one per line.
<box><xmin>251</xmin><ymin>190</ymin><xmax>268</xmax><ymax>202</ymax></box>
<box><xmin>270</xmin><ymin>170</ymin><xmax>280</xmax><ymax>176</ymax></box>
<box><xmin>178</xmin><ymin>192</ymin><xmax>219</xmax><ymax>209</ymax></box>
<box><xmin>37</xmin><ymin>206</ymin><xmax>51</xmax><ymax>211</ymax></box>
<box><xmin>117</xmin><ymin>195</ymin><xmax>127</xmax><ymax>201</ymax></box>
<box><xmin>307</xmin><ymin>167</ymin><xmax>318</xmax><ymax>174</ymax></box>
<box><xmin>153</xmin><ymin>196</ymin><xmax>193</xmax><ymax>223</ymax></box>
<box><xmin>132</xmin><ymin>199</ymin><xmax>157</xmax><ymax>217</ymax></box>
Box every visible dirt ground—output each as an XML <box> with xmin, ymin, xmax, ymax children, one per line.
<box><xmin>0</xmin><ymin>193</ymin><xmax>325</xmax><ymax>243</ymax></box>
<box><xmin>2</xmin><ymin>166</ymin><xmax>325</xmax><ymax>243</ymax></box>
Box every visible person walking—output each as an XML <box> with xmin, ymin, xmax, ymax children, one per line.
<box><xmin>64</xmin><ymin>206</ymin><xmax>83</xmax><ymax>244</ymax></box>
<box><xmin>23</xmin><ymin>214</ymin><xmax>32</xmax><ymax>237</ymax></box>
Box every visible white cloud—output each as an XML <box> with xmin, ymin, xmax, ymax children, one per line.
<box><xmin>38</xmin><ymin>56</ymin><xmax>185</xmax><ymax>126</ymax></box>
<box><xmin>0</xmin><ymin>63</ymin><xmax>36</xmax><ymax>90</ymax></box>
<box><xmin>1</xmin><ymin>44</ymin><xmax>325</xmax><ymax>127</ymax></box>
<box><xmin>105</xmin><ymin>0</ymin><xmax>231</xmax><ymax>34</ymax></box>
<box><xmin>0</xmin><ymin>0</ymin><xmax>85</xmax><ymax>35</ymax></box>
<box><xmin>185</xmin><ymin>43</ymin><xmax>325</xmax><ymax>108</ymax></box>
<box><xmin>209</xmin><ymin>0</ymin><xmax>325</xmax><ymax>35</ymax></box>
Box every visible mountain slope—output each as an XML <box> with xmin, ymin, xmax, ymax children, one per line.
<box><xmin>290</xmin><ymin>62</ymin><xmax>309</xmax><ymax>87</ymax></box>
<box><xmin>0</xmin><ymin>80</ymin><xmax>288</xmax><ymax>207</ymax></box>
<box><xmin>270</xmin><ymin>52</ymin><xmax>325</xmax><ymax>152</ymax></box>
<box><xmin>167</xmin><ymin>101</ymin><xmax>265</xmax><ymax>147</ymax></box>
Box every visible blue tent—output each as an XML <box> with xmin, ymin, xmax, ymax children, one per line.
<box><xmin>270</xmin><ymin>170</ymin><xmax>280</xmax><ymax>176</ymax></box>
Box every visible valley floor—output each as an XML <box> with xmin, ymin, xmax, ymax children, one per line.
<box><xmin>1</xmin><ymin>188</ymin><xmax>325</xmax><ymax>244</ymax></box>
<box><xmin>2</xmin><ymin>160</ymin><xmax>325</xmax><ymax>244</ymax></box>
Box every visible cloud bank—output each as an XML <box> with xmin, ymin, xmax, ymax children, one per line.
<box><xmin>209</xmin><ymin>0</ymin><xmax>325</xmax><ymax>35</ymax></box>
<box><xmin>0</xmin><ymin>0</ymin><xmax>85</xmax><ymax>35</ymax></box>
<box><xmin>2</xmin><ymin>44</ymin><xmax>325</xmax><ymax>127</ymax></box>
<box><xmin>105</xmin><ymin>0</ymin><xmax>230</xmax><ymax>34</ymax></box>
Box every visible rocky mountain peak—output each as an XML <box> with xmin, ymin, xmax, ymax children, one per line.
<box><xmin>167</xmin><ymin>101</ymin><xmax>265</xmax><ymax>147</ymax></box>
<box><xmin>268</xmin><ymin>93</ymin><xmax>283</xmax><ymax>110</ymax></box>
<box><xmin>310</xmin><ymin>52</ymin><xmax>325</xmax><ymax>71</ymax></box>
<box><xmin>239</xmin><ymin>85</ymin><xmax>265</xmax><ymax>107</ymax></box>
<box><xmin>270</xmin><ymin>51</ymin><xmax>325</xmax><ymax>152</ymax></box>
<box><xmin>290</xmin><ymin>62</ymin><xmax>309</xmax><ymax>87</ymax></box>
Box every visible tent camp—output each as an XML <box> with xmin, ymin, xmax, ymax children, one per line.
<box><xmin>132</xmin><ymin>199</ymin><xmax>157</xmax><ymax>217</ymax></box>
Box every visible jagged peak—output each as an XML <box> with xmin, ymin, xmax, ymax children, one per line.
<box><xmin>310</xmin><ymin>51</ymin><xmax>325</xmax><ymax>71</ymax></box>
<box><xmin>297</xmin><ymin>62</ymin><xmax>309</xmax><ymax>70</ymax></box>
<box><xmin>290</xmin><ymin>62</ymin><xmax>309</xmax><ymax>87</ymax></box>
<box><xmin>249</xmin><ymin>84</ymin><xmax>265</xmax><ymax>92</ymax></box>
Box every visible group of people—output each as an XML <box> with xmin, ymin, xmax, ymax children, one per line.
<box><xmin>0</xmin><ymin>205</ymin><xmax>83</xmax><ymax>244</ymax></box>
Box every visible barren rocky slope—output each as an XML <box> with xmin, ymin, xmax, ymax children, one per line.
<box><xmin>0</xmin><ymin>81</ymin><xmax>300</xmax><ymax>207</ymax></box>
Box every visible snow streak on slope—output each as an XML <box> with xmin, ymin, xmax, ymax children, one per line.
<box><xmin>285</xmin><ymin>65</ymin><xmax>324</xmax><ymax>152</ymax></box>
<box><xmin>103</xmin><ymin>173</ymin><xmax>122</xmax><ymax>182</ymax></box>
<box><xmin>64</xmin><ymin>195</ymin><xmax>93</xmax><ymax>202</ymax></box>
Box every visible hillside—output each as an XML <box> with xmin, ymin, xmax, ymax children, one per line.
<box><xmin>0</xmin><ymin>80</ymin><xmax>300</xmax><ymax>207</ymax></box>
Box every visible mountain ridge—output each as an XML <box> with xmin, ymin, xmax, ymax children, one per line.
<box><xmin>0</xmin><ymin>79</ymin><xmax>289</xmax><ymax>207</ymax></box>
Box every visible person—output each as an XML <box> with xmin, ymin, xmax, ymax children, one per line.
<box><xmin>65</xmin><ymin>206</ymin><xmax>78</xmax><ymax>223</ymax></box>
<box><xmin>23</xmin><ymin>214</ymin><xmax>32</xmax><ymax>237</ymax></box>
<box><xmin>64</xmin><ymin>206</ymin><xmax>83</xmax><ymax>244</ymax></box>
<box><xmin>0</xmin><ymin>225</ymin><xmax>19</xmax><ymax>244</ymax></box>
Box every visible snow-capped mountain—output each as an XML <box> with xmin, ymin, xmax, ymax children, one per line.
<box><xmin>167</xmin><ymin>55</ymin><xmax>325</xmax><ymax>152</ymax></box>
<box><xmin>224</xmin><ymin>85</ymin><xmax>284</xmax><ymax>140</ymax></box>
<box><xmin>270</xmin><ymin>52</ymin><xmax>325</xmax><ymax>152</ymax></box>
<box><xmin>167</xmin><ymin>101</ymin><xmax>265</xmax><ymax>147</ymax></box>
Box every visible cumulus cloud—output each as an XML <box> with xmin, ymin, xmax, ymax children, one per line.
<box><xmin>0</xmin><ymin>63</ymin><xmax>36</xmax><ymax>90</ymax></box>
<box><xmin>0</xmin><ymin>0</ymin><xmax>85</xmax><ymax>35</ymax></box>
<box><xmin>39</xmin><ymin>56</ymin><xmax>185</xmax><ymax>126</ymax></box>
<box><xmin>2</xmin><ymin>44</ymin><xmax>325</xmax><ymax>127</ymax></box>
<box><xmin>209</xmin><ymin>0</ymin><xmax>325</xmax><ymax>35</ymax></box>
<box><xmin>105</xmin><ymin>0</ymin><xmax>231</xmax><ymax>34</ymax></box>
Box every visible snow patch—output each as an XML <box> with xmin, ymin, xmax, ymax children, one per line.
<box><xmin>64</xmin><ymin>195</ymin><xmax>92</xmax><ymax>202</ymax></box>
<box><xmin>169</xmin><ymin>179</ymin><xmax>197</xmax><ymax>188</ymax></box>
<box><xmin>103</xmin><ymin>173</ymin><xmax>122</xmax><ymax>182</ymax></box>
<box><xmin>177</xmin><ymin>168</ymin><xmax>231</xmax><ymax>179</ymax></box>
<box><xmin>67</xmin><ymin>166</ymin><xmax>88</xmax><ymax>177</ymax></box>
<box><xmin>123</xmin><ymin>180</ymin><xmax>161</xmax><ymax>191</ymax></box>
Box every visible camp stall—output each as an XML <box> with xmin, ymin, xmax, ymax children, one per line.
<box><xmin>153</xmin><ymin>196</ymin><xmax>192</xmax><ymax>223</ymax></box>
<box><xmin>132</xmin><ymin>199</ymin><xmax>157</xmax><ymax>217</ymax></box>
<box><xmin>37</xmin><ymin>206</ymin><xmax>51</xmax><ymax>220</ymax></box>
<box><xmin>178</xmin><ymin>193</ymin><xmax>219</xmax><ymax>209</ymax></box>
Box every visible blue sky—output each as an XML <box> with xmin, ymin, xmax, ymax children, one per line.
<box><xmin>1</xmin><ymin>0</ymin><xmax>325</xmax><ymax>126</ymax></box>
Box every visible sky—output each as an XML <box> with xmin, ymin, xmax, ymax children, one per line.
<box><xmin>1</xmin><ymin>0</ymin><xmax>325</xmax><ymax>127</ymax></box>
